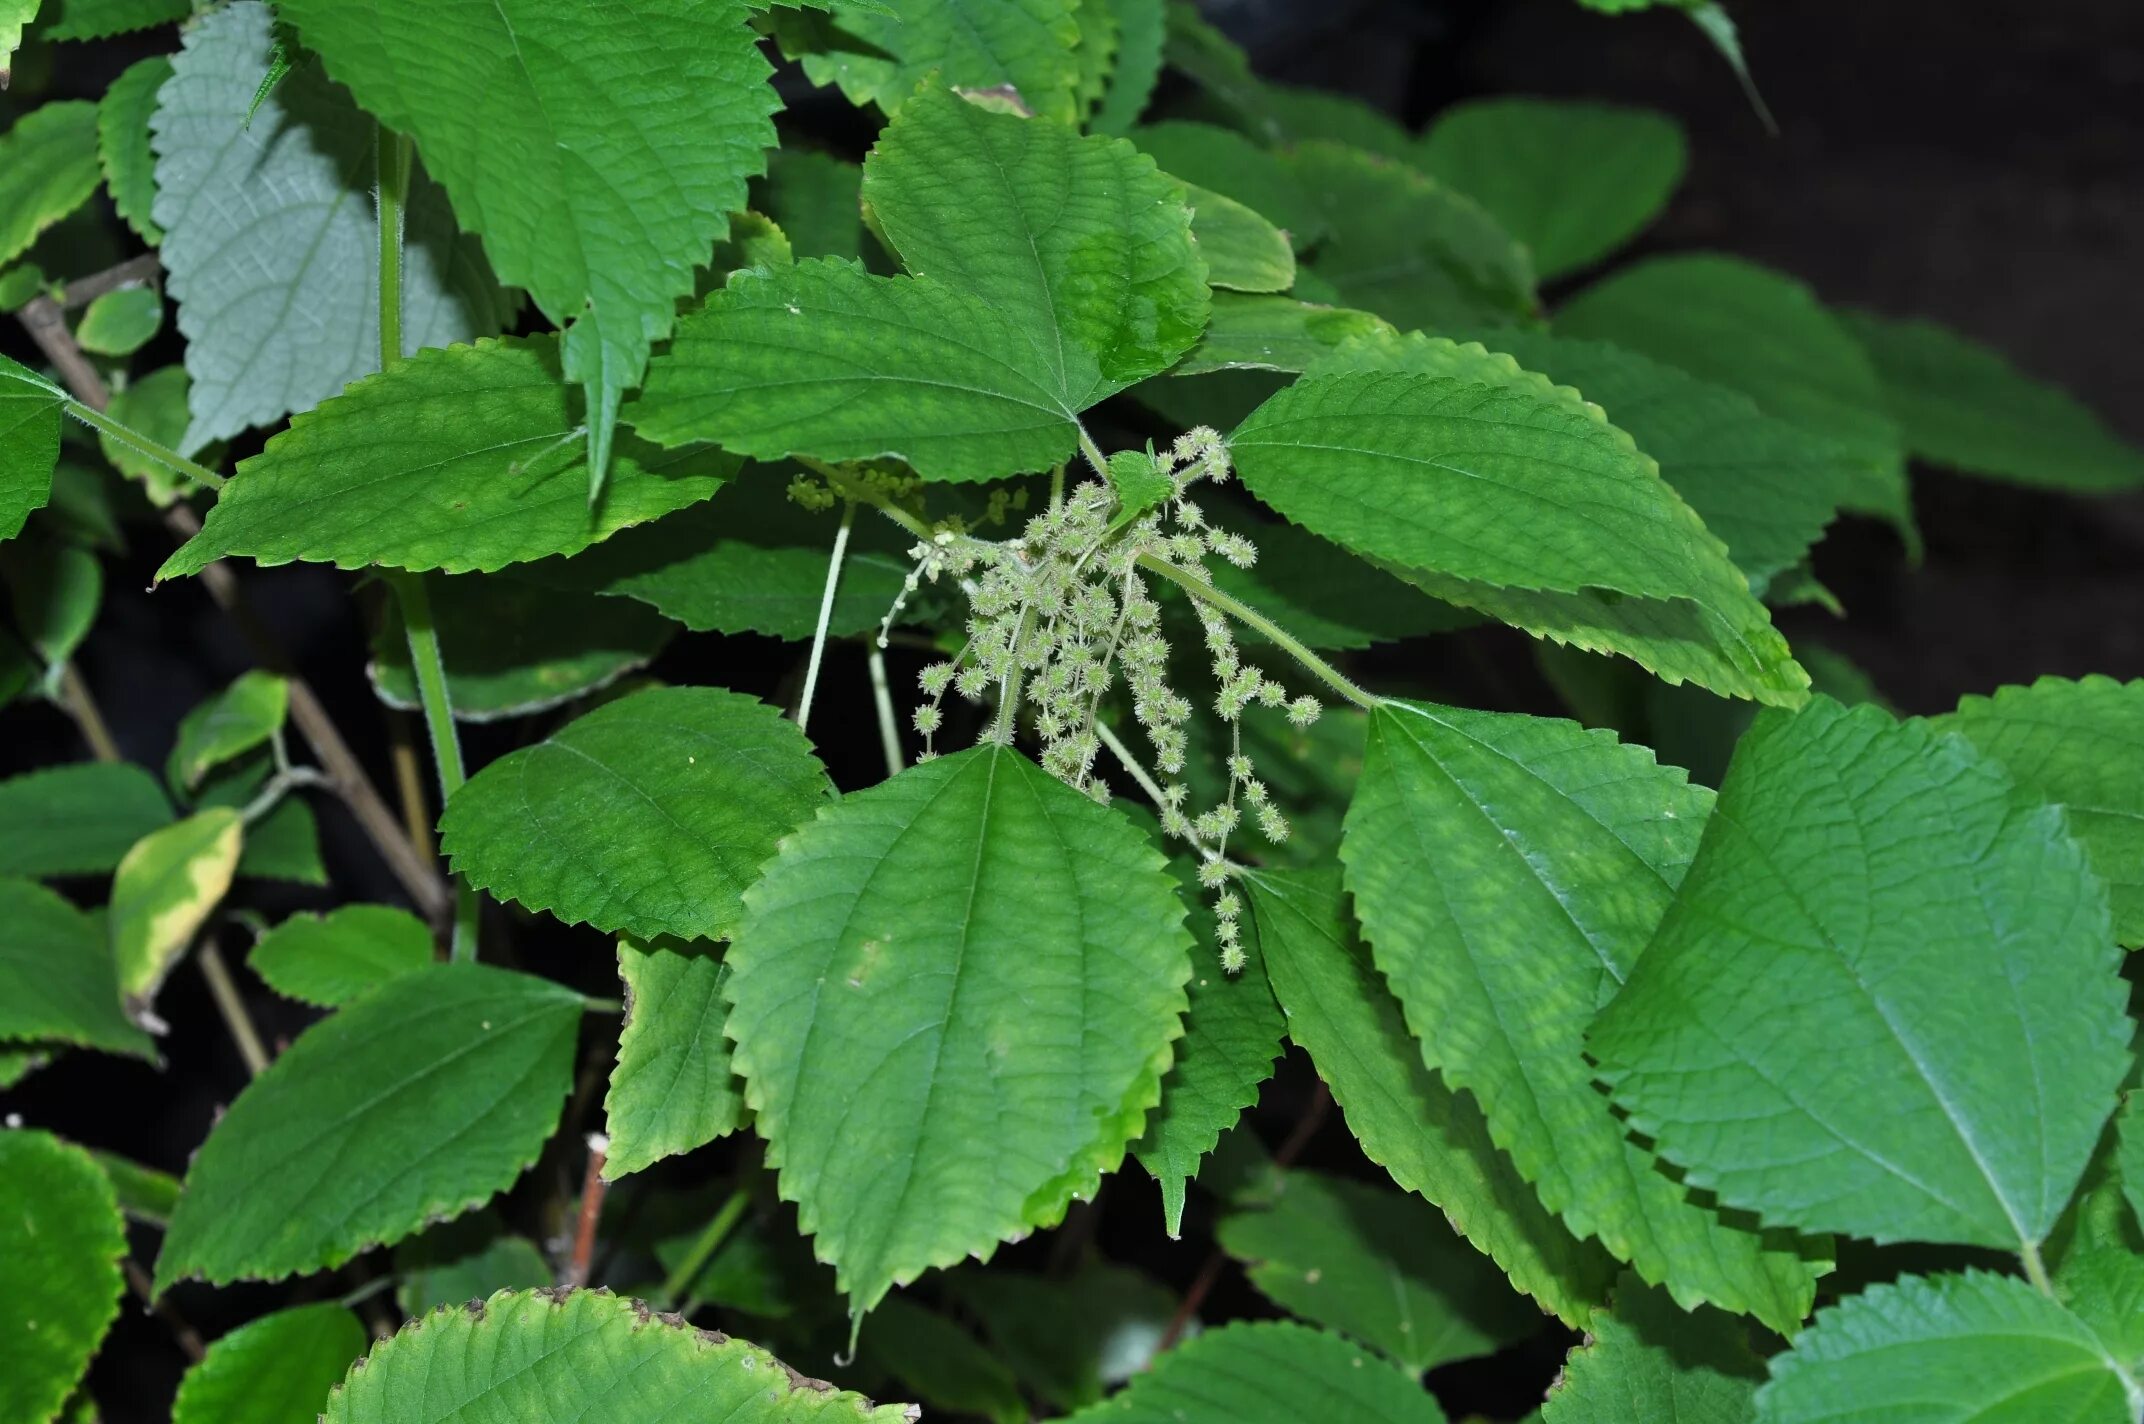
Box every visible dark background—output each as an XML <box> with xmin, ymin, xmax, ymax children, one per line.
<box><xmin>6</xmin><ymin>1</ymin><xmax>2141</xmax><ymax>1418</ymax></box>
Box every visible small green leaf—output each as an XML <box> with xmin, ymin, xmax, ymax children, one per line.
<box><xmin>159</xmin><ymin>336</ymin><xmax>734</xmax><ymax>581</ymax></box>
<box><xmin>1843</xmin><ymin>308</ymin><xmax>2144</xmax><ymax>493</ymax></box>
<box><xmin>172</xmin><ymin>1303</ymin><xmax>367</xmax><ymax>1424</ymax></box>
<box><xmin>72</xmin><ymin>284</ymin><xmax>161</xmax><ymax>356</ymax></box>
<box><xmin>1937</xmin><ymin>676</ymin><xmax>2144</xmax><ymax>947</ymax></box>
<box><xmin>1</xmin><ymin>351</ymin><xmax>64</xmax><ymax>542</ymax></box>
<box><xmin>247</xmin><ymin>905</ymin><xmax>434</xmax><ymax>1008</ymax></box>
<box><xmin>0</xmin><ymin>1130</ymin><xmax>127</xmax><ymax>1424</ymax></box>
<box><xmin>441</xmin><ymin>686</ymin><xmax>828</xmax><ymax>943</ymax></box>
<box><xmin>1183</xmin><ymin>182</ymin><xmax>1293</xmax><ymax>292</ymax></box>
<box><xmin>38</xmin><ymin>0</ymin><xmax>186</xmax><ymax>40</ymax></box>
<box><xmin>0</xmin><ymin>101</ymin><xmax>101</xmax><ymax>270</ymax></box>
<box><xmin>603</xmin><ymin>935</ymin><xmax>744</xmax><ymax>1179</ymax></box>
<box><xmin>151</xmin><ymin>3</ymin><xmax>511</xmax><ymax>453</ymax></box>
<box><xmin>0</xmin><ymin>762</ymin><xmax>170</xmax><ymax>879</ymax></box>
<box><xmin>0</xmin><ymin>876</ymin><xmax>154</xmax><ymax>1058</ymax></box>
<box><xmin>109</xmin><ymin>806</ymin><xmax>243</xmax><ymax>1011</ymax></box>
<box><xmin>1090</xmin><ymin>0</ymin><xmax>1164</xmax><ymax>134</ymax></box>
<box><xmin>232</xmin><ymin>789</ymin><xmax>326</xmax><ymax>885</ymax></box>
<box><xmin>2059</xmin><ymin>1248</ymin><xmax>2144</xmax><ymax>1374</ymax></box>
<box><xmin>800</xmin><ymin>0</ymin><xmax>1081</xmax><ymax>124</ymax></box>
<box><xmin>951</xmin><ymin>1262</ymin><xmax>1176</xmax><ymax>1408</ymax></box>
<box><xmin>1173</xmin><ymin>293</ymin><xmax>1392</xmax><ymax>377</ymax></box>
<box><xmin>391</xmin><ymin>1211</ymin><xmax>551</xmax><ymax>1317</ymax></box>
<box><xmin>98</xmin><ymin>366</ymin><xmax>193</xmax><ymax>502</ymax></box>
<box><xmin>89</xmin><ymin>1148</ymin><xmax>181</xmax><ymax>1226</ymax></box>
<box><xmin>0</xmin><ymin>539</ymin><xmax>101</xmax><ymax>703</ymax></box>
<box><xmin>1542</xmin><ymin>1279</ymin><xmax>1763</xmax><ymax>1424</ymax></box>
<box><xmin>1416</xmin><ymin>99</ymin><xmax>1686</xmax><ymax>281</ymax></box>
<box><xmin>1218</xmin><ymin>1168</ymin><xmax>1539</xmax><ymax>1373</ymax></box>
<box><xmin>762</xmin><ymin>149</ymin><xmax>864</xmax><ymax>262</ymax></box>
<box><xmin>859</xmin><ymin>1297</ymin><xmax>1025</xmax><ymax>1424</ymax></box>
<box><xmin>1592</xmin><ymin>698</ymin><xmax>2133</xmax><ymax>1251</ymax></box>
<box><xmin>725</xmin><ymin>744</ymin><xmax>1192</xmax><ymax>1313</ymax></box>
<box><xmin>1059</xmin><ymin>1320</ymin><xmax>1450</xmax><ymax>1424</ymax></box>
<box><xmin>167</xmin><ymin>670</ymin><xmax>289</xmax><ymax>792</ymax></box>
<box><xmin>1755</xmin><ymin>1271</ymin><xmax>2134</xmax><ymax>1424</ymax></box>
<box><xmin>1244</xmin><ymin>866</ymin><xmax>1617</xmax><ymax>1327</ymax></box>
<box><xmin>154</xmin><ymin>963</ymin><xmax>583</xmax><ymax>1293</ymax></box>
<box><xmin>1132</xmin><ymin>120</ymin><xmax>1325</xmax><ymax>249</ymax></box>
<box><xmin>369</xmin><ymin>575</ymin><xmax>673</xmax><ymax>721</ymax></box>
<box><xmin>98</xmin><ymin>56</ymin><xmax>170</xmax><ymax>245</ymax></box>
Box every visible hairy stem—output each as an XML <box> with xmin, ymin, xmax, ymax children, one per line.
<box><xmin>1094</xmin><ymin>721</ymin><xmax>1216</xmax><ymax>857</ymax></box>
<box><xmin>659</xmin><ymin>1187</ymin><xmax>751</xmax><ymax>1313</ymax></box>
<box><xmin>867</xmin><ymin>644</ymin><xmax>904</xmax><ymax>778</ymax></box>
<box><xmin>63</xmin><ymin>401</ymin><xmax>224</xmax><ymax>491</ymax></box>
<box><xmin>796</xmin><ymin>500</ymin><xmax>855</xmax><ymax>733</ymax></box>
<box><xmin>388</xmin><ymin>571</ymin><xmax>478</xmax><ymax>960</ymax></box>
<box><xmin>376</xmin><ymin>126</ymin><xmax>410</xmax><ymax>369</ymax></box>
<box><xmin>1135</xmin><ymin>554</ymin><xmax>1377</xmax><ymax>710</ymax></box>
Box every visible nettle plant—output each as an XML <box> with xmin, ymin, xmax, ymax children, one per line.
<box><xmin>5</xmin><ymin>0</ymin><xmax>2144</xmax><ymax>1421</ymax></box>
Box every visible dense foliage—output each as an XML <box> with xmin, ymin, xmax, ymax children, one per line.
<box><xmin>4</xmin><ymin>1</ymin><xmax>2143</xmax><ymax>1421</ymax></box>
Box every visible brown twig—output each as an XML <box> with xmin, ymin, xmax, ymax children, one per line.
<box><xmin>59</xmin><ymin>254</ymin><xmax>163</xmax><ymax>310</ymax></box>
<box><xmin>14</xmin><ymin>298</ymin><xmax>452</xmax><ymax>929</ymax></box>
<box><xmin>57</xmin><ymin>663</ymin><xmax>122</xmax><ymax>762</ymax></box>
<box><xmin>564</xmin><ymin>1135</ymin><xmax>610</xmax><ymax>1289</ymax></box>
<box><xmin>122</xmin><ymin>1258</ymin><xmax>206</xmax><ymax>1362</ymax></box>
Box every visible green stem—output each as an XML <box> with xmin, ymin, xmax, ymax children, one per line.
<box><xmin>658</xmin><ymin>1188</ymin><xmax>750</xmax><ymax>1313</ymax></box>
<box><xmin>1134</xmin><ymin>554</ymin><xmax>1377</xmax><ymax>710</ymax></box>
<box><xmin>796</xmin><ymin>500</ymin><xmax>855</xmax><ymax>733</ymax></box>
<box><xmin>63</xmin><ymin>403</ymin><xmax>224</xmax><ymax>491</ymax></box>
<box><xmin>2020</xmin><ymin>1238</ymin><xmax>2055</xmax><ymax>1297</ymax></box>
<box><xmin>866</xmin><ymin>645</ymin><xmax>904</xmax><ymax>778</ymax></box>
<box><xmin>800</xmin><ymin>457</ymin><xmax>931</xmax><ymax>541</ymax></box>
<box><xmin>1076</xmin><ymin>421</ymin><xmax>1110</xmax><ymax>478</ymax></box>
<box><xmin>390</xmin><ymin>570</ymin><xmax>477</xmax><ymax>960</ymax></box>
<box><xmin>376</xmin><ymin>126</ymin><xmax>410</xmax><ymax>370</ymax></box>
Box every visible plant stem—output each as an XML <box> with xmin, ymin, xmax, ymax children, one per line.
<box><xmin>57</xmin><ymin>664</ymin><xmax>121</xmax><ymax>762</ymax></box>
<box><xmin>238</xmin><ymin>765</ymin><xmax>330</xmax><ymax>824</ymax></box>
<box><xmin>796</xmin><ymin>500</ymin><xmax>855</xmax><ymax>733</ymax></box>
<box><xmin>386</xmin><ymin>709</ymin><xmax>435</xmax><ymax>857</ymax></box>
<box><xmin>564</xmin><ymin>1134</ymin><xmax>609</xmax><ymax>1289</ymax></box>
<box><xmin>658</xmin><ymin>1187</ymin><xmax>750</xmax><ymax>1312</ymax></box>
<box><xmin>63</xmin><ymin>401</ymin><xmax>224</xmax><ymax>491</ymax></box>
<box><xmin>801</xmin><ymin>457</ymin><xmax>931</xmax><ymax>540</ymax></box>
<box><xmin>389</xmin><ymin>571</ymin><xmax>478</xmax><ymax>960</ymax></box>
<box><xmin>196</xmin><ymin>943</ymin><xmax>270</xmax><ymax>1077</ymax></box>
<box><xmin>58</xmin><ymin>253</ymin><xmax>162</xmax><ymax>310</ymax></box>
<box><xmin>1135</xmin><ymin>554</ymin><xmax>1377</xmax><ymax>710</ymax></box>
<box><xmin>122</xmin><ymin>1258</ymin><xmax>206</xmax><ymax>1362</ymax></box>
<box><xmin>1076</xmin><ymin>422</ymin><xmax>1111</xmax><ymax>478</ymax></box>
<box><xmin>376</xmin><ymin>126</ymin><xmax>409</xmax><ymax>369</ymax></box>
<box><xmin>2020</xmin><ymin>1238</ymin><xmax>2055</xmax><ymax>1297</ymax></box>
<box><xmin>866</xmin><ymin>645</ymin><xmax>904</xmax><ymax>778</ymax></box>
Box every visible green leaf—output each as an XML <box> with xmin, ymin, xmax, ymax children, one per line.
<box><xmin>1344</xmin><ymin>700</ymin><xmax>1821</xmax><ymax>1331</ymax></box>
<box><xmin>1132</xmin><ymin>120</ymin><xmax>1324</xmax><ymax>249</ymax></box>
<box><xmin>1473</xmin><ymin>329</ymin><xmax>1855</xmax><ymax>586</ymax></box>
<box><xmin>1183</xmin><ymin>183</ymin><xmax>1293</xmax><ymax>293</ymax></box>
<box><xmin>73</xmin><ymin>284</ymin><xmax>161</xmax><ymax>356</ymax></box>
<box><xmin>1281</xmin><ymin>141</ymin><xmax>1534</xmax><ymax>331</ymax></box>
<box><xmin>1060</xmin><ymin>1320</ymin><xmax>1450</xmax><ymax>1424</ymax></box>
<box><xmin>2060</xmin><ymin>1248</ymin><xmax>2144</xmax><ymax>1374</ymax></box>
<box><xmin>1542</xmin><ymin>1279</ymin><xmax>1763</xmax><ymax>1424</ymax></box>
<box><xmin>1090</xmin><ymin>0</ymin><xmax>1163</xmax><ymax>134</ymax></box>
<box><xmin>859</xmin><ymin>1297</ymin><xmax>1024</xmax><ymax>1424</ymax></box>
<box><xmin>1556</xmin><ymin>254</ymin><xmax>1907</xmax><ymax>524</ymax></box>
<box><xmin>603</xmin><ymin>935</ymin><xmax>744</xmax><ymax>1179</ymax></box>
<box><xmin>1132</xmin><ymin>892</ymin><xmax>1284</xmax><ymax>1237</ymax></box>
<box><xmin>1936</xmin><ymin>676</ymin><xmax>2144</xmax><ymax>947</ymax></box>
<box><xmin>151</xmin><ymin>3</ymin><xmax>510</xmax><ymax>454</ymax></box>
<box><xmin>0</xmin><ymin>876</ymin><xmax>154</xmax><ymax>1058</ymax></box>
<box><xmin>172</xmin><ymin>1303</ymin><xmax>367</xmax><ymax>1424</ymax></box>
<box><xmin>392</xmin><ymin>1211</ymin><xmax>551</xmax><ymax>1316</ymax></box>
<box><xmin>1416</xmin><ymin>99</ymin><xmax>1685</xmax><ymax>281</ymax></box>
<box><xmin>0</xmin><ymin>1130</ymin><xmax>126</xmax><ymax>1424</ymax></box>
<box><xmin>323</xmin><ymin>1288</ymin><xmax>914</xmax><ymax>1424</ymax></box>
<box><xmin>1217</xmin><ymin>1168</ymin><xmax>1538</xmax><ymax>1373</ymax></box>
<box><xmin>248</xmin><ymin>905</ymin><xmax>434</xmax><ymax>1008</ymax></box>
<box><xmin>762</xmin><ymin>149</ymin><xmax>864</xmax><ymax>262</ymax></box>
<box><xmin>631</xmin><ymin>260</ymin><xmax>1082</xmax><ymax>481</ymax></box>
<box><xmin>1</xmin><ymin>352</ymin><xmax>63</xmax><ymax>542</ymax></box>
<box><xmin>235</xmin><ymin>791</ymin><xmax>326</xmax><ymax>885</ymax></box>
<box><xmin>1755</xmin><ymin>1271</ymin><xmax>2136</xmax><ymax>1424</ymax></box>
<box><xmin>1174</xmin><ymin>293</ymin><xmax>1392</xmax><ymax>377</ymax></box>
<box><xmin>369</xmin><ymin>575</ymin><xmax>673</xmax><ymax>721</ymax></box>
<box><xmin>1071</xmin><ymin>0</ymin><xmax>1116</xmax><ymax>120</ymax></box>
<box><xmin>0</xmin><ymin>102</ymin><xmax>101</xmax><ymax>270</ymax></box>
<box><xmin>98</xmin><ymin>365</ymin><xmax>193</xmax><ymax>502</ymax></box>
<box><xmin>2122</xmin><ymin>1096</ymin><xmax>2144</xmax><ymax>1240</ymax></box>
<box><xmin>1243</xmin><ymin>866</ymin><xmax>1618</xmax><ymax>1327</ymax></box>
<box><xmin>168</xmin><ymin>670</ymin><xmax>289</xmax><ymax>792</ymax></box>
<box><xmin>725</xmin><ymin>743</ymin><xmax>1192</xmax><ymax>1313</ymax></box>
<box><xmin>442</xmin><ymin>686</ymin><xmax>827</xmax><ymax>942</ymax></box>
<box><xmin>801</xmin><ymin>0</ymin><xmax>1081</xmax><ymax>124</ymax></box>
<box><xmin>864</xmin><ymin>84</ymin><xmax>1208</xmax><ymax>406</ymax></box>
<box><xmin>160</xmin><ymin>336</ymin><xmax>734</xmax><ymax>581</ymax></box>
<box><xmin>0</xmin><ymin>761</ymin><xmax>169</xmax><ymax>879</ymax></box>
<box><xmin>110</xmin><ymin>806</ymin><xmax>243</xmax><ymax>1011</ymax></box>
<box><xmin>0</xmin><ymin>0</ymin><xmax>32</xmax><ymax>81</ymax></box>
<box><xmin>1842</xmin><ymin>309</ymin><xmax>2144</xmax><ymax>492</ymax></box>
<box><xmin>97</xmin><ymin>55</ymin><xmax>169</xmax><ymax>245</ymax></box>
<box><xmin>37</xmin><ymin>0</ymin><xmax>185</xmax><ymax>40</ymax></box>
<box><xmin>154</xmin><ymin>963</ymin><xmax>583</xmax><ymax>1292</ymax></box>
<box><xmin>0</xmin><ymin>262</ymin><xmax>45</xmax><ymax>312</ymax></box>
<box><xmin>950</xmin><ymin>1262</ymin><xmax>1177</xmax><ymax>1408</ymax></box>
<box><xmin>0</xmin><ymin>539</ymin><xmax>100</xmax><ymax>703</ymax></box>
<box><xmin>277</xmin><ymin>0</ymin><xmax>778</xmax><ymax>495</ymax></box>
<box><xmin>1206</xmin><ymin>510</ymin><xmax>1472</xmax><ymax>654</ymax></box>
<box><xmin>89</xmin><ymin>1148</ymin><xmax>181</xmax><ymax>1227</ymax></box>
<box><xmin>1591</xmin><ymin>698</ymin><xmax>2133</xmax><ymax>1251</ymax></box>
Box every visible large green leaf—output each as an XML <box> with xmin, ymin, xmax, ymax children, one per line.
<box><xmin>1217</xmin><ymin>1168</ymin><xmax>1538</xmax><ymax>1373</ymax></box>
<box><xmin>1343</xmin><ymin>700</ymin><xmax>1821</xmax><ymax>1332</ymax></box>
<box><xmin>1</xmin><ymin>352</ymin><xmax>63</xmax><ymax>542</ymax></box>
<box><xmin>631</xmin><ymin>260</ymin><xmax>1082</xmax><ymax>482</ymax></box>
<box><xmin>0</xmin><ymin>101</ymin><xmax>101</xmax><ymax>269</ymax></box>
<box><xmin>321</xmin><ymin>1289</ymin><xmax>915</xmax><ymax>1424</ymax></box>
<box><xmin>1755</xmin><ymin>1271</ymin><xmax>2136</xmax><ymax>1424</ymax></box>
<box><xmin>159</xmin><ymin>336</ymin><xmax>733</xmax><ymax>580</ymax></box>
<box><xmin>276</xmin><ymin>0</ymin><xmax>779</xmax><ymax>493</ymax></box>
<box><xmin>0</xmin><ymin>762</ymin><xmax>170</xmax><ymax>878</ymax></box>
<box><xmin>0</xmin><ymin>1130</ymin><xmax>126</xmax><ymax>1424</ymax></box>
<box><xmin>171</xmin><ymin>1304</ymin><xmax>367</xmax><ymax>1424</ymax></box>
<box><xmin>1592</xmin><ymin>698</ymin><xmax>2133</xmax><ymax>1251</ymax></box>
<box><xmin>1281</xmin><ymin>141</ymin><xmax>1534</xmax><ymax>331</ymax></box>
<box><xmin>167</xmin><ymin>671</ymin><xmax>289</xmax><ymax>792</ymax></box>
<box><xmin>1840</xmin><ymin>310</ymin><xmax>2144</xmax><ymax>492</ymax></box>
<box><xmin>247</xmin><ymin>905</ymin><xmax>434</xmax><ymax>1008</ymax></box>
<box><xmin>97</xmin><ymin>55</ymin><xmax>168</xmax><ymax>245</ymax></box>
<box><xmin>1416</xmin><ymin>99</ymin><xmax>1685</xmax><ymax>281</ymax></box>
<box><xmin>725</xmin><ymin>744</ymin><xmax>1192</xmax><ymax>1312</ymax></box>
<box><xmin>1556</xmin><ymin>254</ymin><xmax>1907</xmax><ymax>523</ymax></box>
<box><xmin>799</xmin><ymin>0</ymin><xmax>1082</xmax><ymax>125</ymax></box>
<box><xmin>109</xmin><ymin>807</ymin><xmax>243</xmax><ymax>1010</ymax></box>
<box><xmin>154</xmin><ymin>963</ymin><xmax>583</xmax><ymax>1292</ymax></box>
<box><xmin>1542</xmin><ymin>1280</ymin><xmax>1763</xmax><ymax>1424</ymax></box>
<box><xmin>1059</xmin><ymin>1320</ymin><xmax>1449</xmax><ymax>1424</ymax></box>
<box><xmin>151</xmin><ymin>3</ymin><xmax>509</xmax><ymax>454</ymax></box>
<box><xmin>1937</xmin><ymin>676</ymin><xmax>2144</xmax><ymax>947</ymax></box>
<box><xmin>441</xmin><ymin>686</ymin><xmax>827</xmax><ymax>943</ymax></box>
<box><xmin>1243</xmin><ymin>866</ymin><xmax>1617</xmax><ymax>1326</ymax></box>
<box><xmin>0</xmin><ymin>877</ymin><xmax>153</xmax><ymax>1058</ymax></box>
<box><xmin>1131</xmin><ymin>120</ymin><xmax>1325</xmax><ymax>250</ymax></box>
<box><xmin>761</xmin><ymin>149</ymin><xmax>863</xmax><ymax>262</ymax></box>
<box><xmin>602</xmin><ymin>935</ymin><xmax>744</xmax><ymax>1179</ymax></box>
